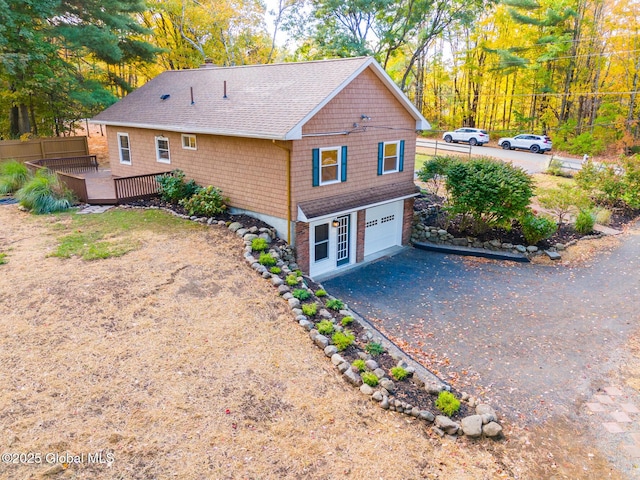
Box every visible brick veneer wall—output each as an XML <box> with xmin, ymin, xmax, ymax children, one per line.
<box><xmin>402</xmin><ymin>198</ymin><xmax>414</xmax><ymax>245</ymax></box>
<box><xmin>294</xmin><ymin>222</ymin><xmax>310</xmax><ymax>273</ymax></box>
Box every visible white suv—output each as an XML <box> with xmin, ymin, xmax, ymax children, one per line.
<box><xmin>442</xmin><ymin>128</ymin><xmax>489</xmax><ymax>146</ymax></box>
<box><xmin>498</xmin><ymin>134</ymin><xmax>552</xmax><ymax>154</ymax></box>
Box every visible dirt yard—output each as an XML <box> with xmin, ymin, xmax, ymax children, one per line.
<box><xmin>0</xmin><ymin>205</ymin><xmax>535</xmax><ymax>479</ymax></box>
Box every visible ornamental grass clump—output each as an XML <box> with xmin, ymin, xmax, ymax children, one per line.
<box><xmin>341</xmin><ymin>316</ymin><xmax>354</xmax><ymax>326</ymax></box>
<box><xmin>352</xmin><ymin>359</ymin><xmax>366</xmax><ymax>372</ymax></box>
<box><xmin>316</xmin><ymin>319</ymin><xmax>334</xmax><ymax>336</ymax></box>
<box><xmin>326</xmin><ymin>299</ymin><xmax>344</xmax><ymax>311</ymax></box>
<box><xmin>301</xmin><ymin>303</ymin><xmax>317</xmax><ymax>317</ymax></box>
<box><xmin>269</xmin><ymin>266</ymin><xmax>281</xmax><ymax>274</ymax></box>
<box><xmin>292</xmin><ymin>288</ymin><xmax>310</xmax><ymax>301</ymax></box>
<box><xmin>258</xmin><ymin>252</ymin><xmax>276</xmax><ymax>267</ymax></box>
<box><xmin>16</xmin><ymin>170</ymin><xmax>74</xmax><ymax>214</ymax></box>
<box><xmin>285</xmin><ymin>274</ymin><xmax>298</xmax><ymax>286</ymax></box>
<box><xmin>251</xmin><ymin>237</ymin><xmax>269</xmax><ymax>252</ymax></box>
<box><xmin>435</xmin><ymin>391</ymin><xmax>461</xmax><ymax>417</ymax></box>
<box><xmin>0</xmin><ymin>160</ymin><xmax>31</xmax><ymax>194</ymax></box>
<box><xmin>361</xmin><ymin>372</ymin><xmax>379</xmax><ymax>387</ymax></box>
<box><xmin>390</xmin><ymin>366</ymin><xmax>410</xmax><ymax>381</ymax></box>
<box><xmin>365</xmin><ymin>342</ymin><xmax>385</xmax><ymax>357</ymax></box>
<box><xmin>315</xmin><ymin>289</ymin><xmax>327</xmax><ymax>297</ymax></box>
<box><xmin>332</xmin><ymin>330</ymin><xmax>354</xmax><ymax>351</ymax></box>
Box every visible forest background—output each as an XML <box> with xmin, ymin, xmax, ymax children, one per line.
<box><xmin>1</xmin><ymin>0</ymin><xmax>638</xmax><ymax>156</ymax></box>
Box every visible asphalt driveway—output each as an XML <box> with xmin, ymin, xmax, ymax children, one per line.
<box><xmin>324</xmin><ymin>225</ymin><xmax>640</xmax><ymax>425</ymax></box>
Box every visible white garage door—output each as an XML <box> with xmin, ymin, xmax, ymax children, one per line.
<box><xmin>364</xmin><ymin>201</ymin><xmax>403</xmax><ymax>256</ymax></box>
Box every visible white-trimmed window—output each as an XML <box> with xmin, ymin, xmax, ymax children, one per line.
<box><xmin>155</xmin><ymin>136</ymin><xmax>170</xmax><ymax>164</ymax></box>
<box><xmin>320</xmin><ymin>147</ymin><xmax>340</xmax><ymax>184</ymax></box>
<box><xmin>312</xmin><ymin>146</ymin><xmax>347</xmax><ymax>186</ymax></box>
<box><xmin>182</xmin><ymin>134</ymin><xmax>197</xmax><ymax>150</ymax></box>
<box><xmin>383</xmin><ymin>141</ymin><xmax>399</xmax><ymax>173</ymax></box>
<box><xmin>117</xmin><ymin>132</ymin><xmax>131</xmax><ymax>165</ymax></box>
<box><xmin>377</xmin><ymin>140</ymin><xmax>405</xmax><ymax>175</ymax></box>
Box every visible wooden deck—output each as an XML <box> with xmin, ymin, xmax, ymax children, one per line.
<box><xmin>84</xmin><ymin>170</ymin><xmax>117</xmax><ymax>204</ymax></box>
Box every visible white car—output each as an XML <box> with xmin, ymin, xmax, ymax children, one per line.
<box><xmin>442</xmin><ymin>128</ymin><xmax>489</xmax><ymax>146</ymax></box>
<box><xmin>498</xmin><ymin>134</ymin><xmax>552</xmax><ymax>154</ymax></box>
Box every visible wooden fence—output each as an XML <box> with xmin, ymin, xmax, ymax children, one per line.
<box><xmin>0</xmin><ymin>136</ymin><xmax>89</xmax><ymax>163</ymax></box>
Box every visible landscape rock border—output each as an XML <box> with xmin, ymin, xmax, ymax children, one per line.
<box><xmin>412</xmin><ymin>205</ymin><xmax>605</xmax><ymax>261</ymax></box>
<box><xmin>120</xmin><ymin>204</ymin><xmax>506</xmax><ymax>441</ymax></box>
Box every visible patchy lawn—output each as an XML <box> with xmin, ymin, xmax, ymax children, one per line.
<box><xmin>0</xmin><ymin>205</ymin><xmax>524</xmax><ymax>479</ymax></box>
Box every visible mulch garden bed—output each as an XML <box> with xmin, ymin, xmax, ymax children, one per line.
<box><xmin>415</xmin><ymin>193</ymin><xmax>640</xmax><ymax>249</ymax></box>
<box><xmin>126</xmin><ymin>196</ymin><xmax>483</xmax><ymax>424</ymax></box>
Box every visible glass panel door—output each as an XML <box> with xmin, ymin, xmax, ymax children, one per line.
<box><xmin>336</xmin><ymin>215</ymin><xmax>350</xmax><ymax>266</ymax></box>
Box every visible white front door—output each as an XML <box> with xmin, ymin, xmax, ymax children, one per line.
<box><xmin>309</xmin><ymin>213</ymin><xmax>356</xmax><ymax>278</ymax></box>
<box><xmin>364</xmin><ymin>201</ymin><xmax>403</xmax><ymax>257</ymax></box>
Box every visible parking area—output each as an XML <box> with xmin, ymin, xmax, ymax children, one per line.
<box><xmin>324</xmin><ymin>226</ymin><xmax>640</xmax><ymax>425</ymax></box>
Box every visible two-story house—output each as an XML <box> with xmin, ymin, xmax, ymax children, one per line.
<box><xmin>92</xmin><ymin>57</ymin><xmax>430</xmax><ymax>279</ymax></box>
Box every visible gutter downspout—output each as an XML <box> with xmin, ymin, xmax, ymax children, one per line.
<box><xmin>272</xmin><ymin>140</ymin><xmax>292</xmax><ymax>244</ymax></box>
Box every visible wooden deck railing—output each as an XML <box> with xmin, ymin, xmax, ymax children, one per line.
<box><xmin>56</xmin><ymin>172</ymin><xmax>89</xmax><ymax>203</ymax></box>
<box><xmin>27</xmin><ymin>155</ymin><xmax>99</xmax><ymax>174</ymax></box>
<box><xmin>115</xmin><ymin>171</ymin><xmax>172</xmax><ymax>203</ymax></box>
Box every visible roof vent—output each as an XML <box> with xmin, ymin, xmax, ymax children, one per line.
<box><xmin>160</xmin><ymin>94</ymin><xmax>170</xmax><ymax>100</ymax></box>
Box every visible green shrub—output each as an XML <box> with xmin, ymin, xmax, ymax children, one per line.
<box><xmin>365</xmin><ymin>342</ymin><xmax>385</xmax><ymax>356</ymax></box>
<box><xmin>416</xmin><ymin>155</ymin><xmax>459</xmax><ymax>196</ymax></box>
<box><xmin>445</xmin><ymin>158</ymin><xmax>533</xmax><ymax>234</ymax></box>
<box><xmin>435</xmin><ymin>391</ymin><xmax>460</xmax><ymax>417</ymax></box>
<box><xmin>252</xmin><ymin>237</ymin><xmax>269</xmax><ymax>252</ymax></box>
<box><xmin>332</xmin><ymin>330</ymin><xmax>355</xmax><ymax>351</ymax></box>
<box><xmin>0</xmin><ymin>160</ymin><xmax>31</xmax><ymax>194</ymax></box>
<box><xmin>361</xmin><ymin>371</ymin><xmax>379</xmax><ymax>387</ymax></box>
<box><xmin>292</xmin><ymin>288</ymin><xmax>311</xmax><ymax>301</ymax></box>
<box><xmin>352</xmin><ymin>359</ymin><xmax>366</xmax><ymax>372</ymax></box>
<box><xmin>316</xmin><ymin>319</ymin><xmax>335</xmax><ymax>335</ymax></box>
<box><xmin>341</xmin><ymin>316</ymin><xmax>354</xmax><ymax>326</ymax></box>
<box><xmin>315</xmin><ymin>289</ymin><xmax>327</xmax><ymax>297</ymax></box>
<box><xmin>285</xmin><ymin>274</ymin><xmax>298</xmax><ymax>286</ymax></box>
<box><xmin>325</xmin><ymin>299</ymin><xmax>344</xmax><ymax>311</ymax></box>
<box><xmin>0</xmin><ymin>252</ymin><xmax>7</xmax><ymax>265</ymax></box>
<box><xmin>574</xmin><ymin>209</ymin><xmax>595</xmax><ymax>234</ymax></box>
<box><xmin>545</xmin><ymin>158</ymin><xmax>565</xmax><ymax>177</ymax></box>
<box><xmin>16</xmin><ymin>170</ymin><xmax>74</xmax><ymax>214</ymax></box>
<box><xmin>294</xmin><ymin>269</ymin><xmax>303</xmax><ymax>277</ymax></box>
<box><xmin>301</xmin><ymin>303</ymin><xmax>318</xmax><ymax>316</ymax></box>
<box><xmin>269</xmin><ymin>266</ymin><xmax>281</xmax><ymax>274</ymax></box>
<box><xmin>566</xmin><ymin>132</ymin><xmax>605</xmax><ymax>156</ymax></box>
<box><xmin>519</xmin><ymin>212</ymin><xmax>557</xmax><ymax>245</ymax></box>
<box><xmin>258</xmin><ymin>252</ymin><xmax>276</xmax><ymax>267</ymax></box>
<box><xmin>537</xmin><ymin>184</ymin><xmax>591</xmax><ymax>225</ymax></box>
<box><xmin>390</xmin><ymin>366</ymin><xmax>410</xmax><ymax>381</ymax></box>
<box><xmin>179</xmin><ymin>185</ymin><xmax>228</xmax><ymax>216</ymax></box>
<box><xmin>156</xmin><ymin>170</ymin><xmax>200</xmax><ymax>202</ymax></box>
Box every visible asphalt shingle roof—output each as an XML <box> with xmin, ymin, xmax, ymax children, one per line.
<box><xmin>298</xmin><ymin>183</ymin><xmax>419</xmax><ymax>220</ymax></box>
<box><xmin>92</xmin><ymin>57</ymin><xmax>429</xmax><ymax>140</ymax></box>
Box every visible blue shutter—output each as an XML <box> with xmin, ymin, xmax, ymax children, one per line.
<box><xmin>312</xmin><ymin>148</ymin><xmax>319</xmax><ymax>187</ymax></box>
<box><xmin>341</xmin><ymin>146</ymin><xmax>347</xmax><ymax>182</ymax></box>
<box><xmin>377</xmin><ymin>142</ymin><xmax>384</xmax><ymax>175</ymax></box>
<box><xmin>399</xmin><ymin>140</ymin><xmax>405</xmax><ymax>172</ymax></box>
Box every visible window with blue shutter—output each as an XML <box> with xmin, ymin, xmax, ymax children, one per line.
<box><xmin>379</xmin><ymin>141</ymin><xmax>402</xmax><ymax>174</ymax></box>
<box><xmin>314</xmin><ymin>146</ymin><xmax>346</xmax><ymax>186</ymax></box>
<box><xmin>341</xmin><ymin>146</ymin><xmax>347</xmax><ymax>182</ymax></box>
